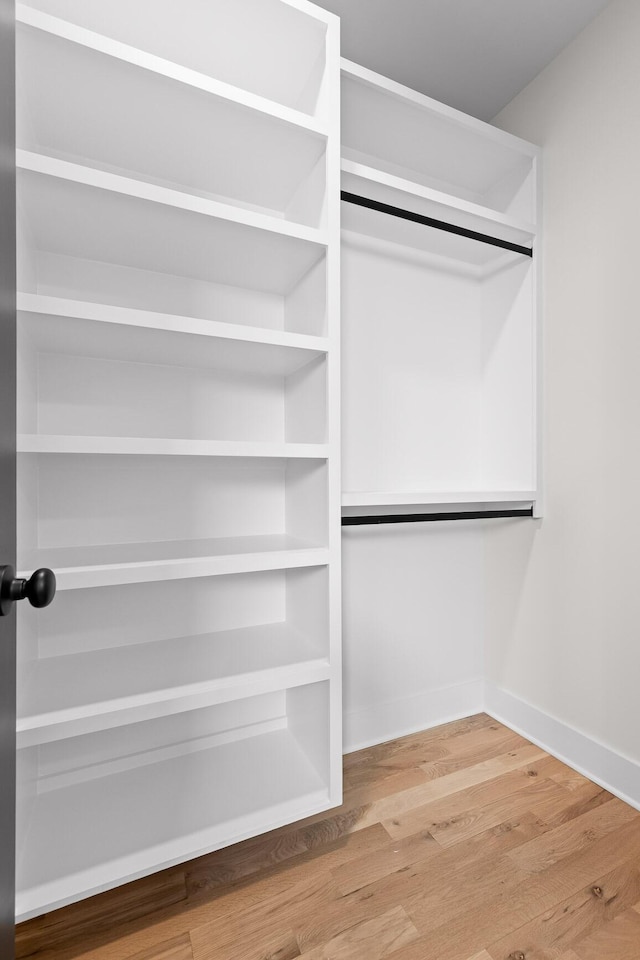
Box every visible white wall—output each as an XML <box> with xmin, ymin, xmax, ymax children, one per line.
<box><xmin>342</xmin><ymin>523</ymin><xmax>484</xmax><ymax>752</ymax></box>
<box><xmin>485</xmin><ymin>0</ymin><xmax>640</xmax><ymax>768</ymax></box>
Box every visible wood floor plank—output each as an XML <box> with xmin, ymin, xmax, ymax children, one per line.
<box><xmin>530</xmin><ymin>783</ymin><xmax>614</xmax><ymax>829</ymax></box>
<box><xmin>427</xmin><ymin>777</ymin><xmax>566</xmax><ymax>848</ymax></box>
<box><xmin>506</xmin><ymin>798</ymin><xmax>639</xmax><ymax>875</ymax></box>
<box><xmin>330</xmin><ymin>826</ymin><xmax>440</xmax><ymax>896</ymax></box>
<box><xmin>127</xmin><ymin>935</ymin><xmax>194</xmax><ymax>960</ymax></box>
<box><xmin>293</xmin><ymin>816</ymin><xmax>544</xmax><ymax>953</ymax></box>
<box><xmin>420</xmin><ymin>728</ymin><xmax>529</xmax><ymax>778</ymax></box>
<box><xmin>383</xmin><ymin>753</ymin><xmax>564</xmax><ymax>841</ymax></box>
<box><xmin>232</xmin><ymin>766</ymin><xmax>431</xmax><ymax>858</ymax></box>
<box><xmin>568</xmin><ymin>907</ymin><xmax>640</xmax><ymax>960</ymax></box>
<box><xmin>333</xmin><ymin>806</ymin><xmax>551</xmax><ymax>898</ymax></box>
<box><xmin>192</xmin><ymin>920</ymin><xmax>301</xmax><ymax>960</ymax></box>
<box><xmin>484</xmin><ymin>856</ymin><xmax>640</xmax><ymax>959</ymax></box>
<box><xmin>188</xmin><ymin>870</ymin><xmax>338</xmax><ymax>960</ymax></box>
<box><xmin>15</xmin><ymin>716</ymin><xmax>640</xmax><ymax>960</ymax></box>
<box><xmin>397</xmin><ymin>818</ymin><xmax>640</xmax><ymax>960</ymax></box>
<box><xmin>299</xmin><ymin>905</ymin><xmax>419</xmax><ymax>959</ymax></box>
<box><xmin>352</xmin><ymin>744</ymin><xmax>545</xmax><ymax>834</ymax></box>
<box><xmin>184</xmin><ymin>811</ymin><xmax>390</xmax><ymax>900</ymax></box>
<box><xmin>210</xmin><ymin>809</ymin><xmax>543</xmax><ymax>959</ymax></box>
<box><xmin>15</xmin><ymin>870</ymin><xmax>188</xmax><ymax>960</ymax></box>
<box><xmin>343</xmin><ymin>714</ymin><xmax>496</xmax><ymax>779</ymax></box>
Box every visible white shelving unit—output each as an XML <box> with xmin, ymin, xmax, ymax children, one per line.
<box><xmin>15</xmin><ymin>0</ymin><xmax>341</xmax><ymax>921</ymax></box>
<box><xmin>340</xmin><ymin>59</ymin><xmax>540</xmax><ymax>515</ymax></box>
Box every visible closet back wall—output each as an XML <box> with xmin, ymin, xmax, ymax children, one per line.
<box><xmin>342</xmin><ymin>524</ymin><xmax>484</xmax><ymax>751</ymax></box>
<box><xmin>485</xmin><ymin>0</ymin><xmax>640</xmax><ymax>790</ymax></box>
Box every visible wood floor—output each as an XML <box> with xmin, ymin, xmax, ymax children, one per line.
<box><xmin>16</xmin><ymin>714</ymin><xmax>640</xmax><ymax>960</ymax></box>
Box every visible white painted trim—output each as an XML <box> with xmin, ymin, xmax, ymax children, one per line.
<box><xmin>343</xmin><ymin>679</ymin><xmax>484</xmax><ymax>754</ymax></box>
<box><xmin>485</xmin><ymin>683</ymin><xmax>640</xmax><ymax>813</ymax></box>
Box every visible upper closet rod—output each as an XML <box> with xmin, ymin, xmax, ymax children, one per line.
<box><xmin>341</xmin><ymin>191</ymin><xmax>533</xmax><ymax>258</ymax></box>
<box><xmin>342</xmin><ymin>507</ymin><xmax>534</xmax><ymax>526</ymax></box>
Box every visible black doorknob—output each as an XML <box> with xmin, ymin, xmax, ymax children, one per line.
<box><xmin>0</xmin><ymin>565</ymin><xmax>56</xmax><ymax>617</ymax></box>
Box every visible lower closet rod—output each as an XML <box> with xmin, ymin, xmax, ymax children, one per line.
<box><xmin>342</xmin><ymin>508</ymin><xmax>534</xmax><ymax>526</ymax></box>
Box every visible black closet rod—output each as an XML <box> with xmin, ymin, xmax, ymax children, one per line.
<box><xmin>341</xmin><ymin>191</ymin><xmax>533</xmax><ymax>259</ymax></box>
<box><xmin>342</xmin><ymin>508</ymin><xmax>534</xmax><ymax>526</ymax></box>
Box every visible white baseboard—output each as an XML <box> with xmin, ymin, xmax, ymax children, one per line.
<box><xmin>343</xmin><ymin>678</ymin><xmax>484</xmax><ymax>754</ymax></box>
<box><xmin>485</xmin><ymin>683</ymin><xmax>640</xmax><ymax>813</ymax></box>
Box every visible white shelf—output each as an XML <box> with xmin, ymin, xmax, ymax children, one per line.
<box><xmin>340</xmin><ymin>61</ymin><xmax>538</xmax><ymax>500</ymax></box>
<box><xmin>341</xmin><ymin>160</ymin><xmax>536</xmax><ymax>251</ymax></box>
<box><xmin>16</xmin><ymin>725</ymin><xmax>330</xmax><ymax>920</ymax></box>
<box><xmin>18</xmin><ymin>150</ymin><xmax>327</xmax><ymax>245</ymax></box>
<box><xmin>342</xmin><ymin>490</ymin><xmax>536</xmax><ymax>508</ymax></box>
<box><xmin>341</xmin><ymin>188</ymin><xmax>529</xmax><ymax>273</ymax></box>
<box><xmin>15</xmin><ymin>0</ymin><xmax>342</xmax><ymax>925</ymax></box>
<box><xmin>18</xmin><ymin>436</ymin><xmax>329</xmax><ymax>459</ymax></box>
<box><xmin>18</xmin><ymin>6</ymin><xmax>327</xmax><ymax>134</ymax></box>
<box><xmin>17</xmin><ymin>8</ymin><xmax>328</xmax><ymax>223</ymax></box>
<box><xmin>17</xmin><ymin>152</ymin><xmax>327</xmax><ymax>295</ymax></box>
<box><xmin>18</xmin><ymin>293</ymin><xmax>328</xmax><ymax>380</ymax></box>
<box><xmin>18</xmin><ymin>295</ymin><xmax>329</xmax><ymax>372</ymax></box>
<box><xmin>18</xmin><ymin>623</ymin><xmax>330</xmax><ymax>746</ymax></box>
<box><xmin>18</xmin><ymin>536</ymin><xmax>329</xmax><ymax>590</ymax></box>
<box><xmin>341</xmin><ymin>58</ymin><xmax>538</xmax><ymax>220</ymax></box>
<box><xmin>16</xmin><ymin>0</ymin><xmax>332</xmax><ymax>117</ymax></box>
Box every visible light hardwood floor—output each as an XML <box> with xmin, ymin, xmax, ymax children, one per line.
<box><xmin>16</xmin><ymin>714</ymin><xmax>640</xmax><ymax>960</ymax></box>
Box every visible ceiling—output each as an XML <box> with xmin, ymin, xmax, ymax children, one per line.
<box><xmin>312</xmin><ymin>0</ymin><xmax>613</xmax><ymax>120</ymax></box>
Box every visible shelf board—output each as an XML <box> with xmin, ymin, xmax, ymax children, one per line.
<box><xmin>16</xmin><ymin>0</ymin><xmax>332</xmax><ymax>125</ymax></box>
<box><xmin>341</xmin><ymin>185</ymin><xmax>530</xmax><ymax>273</ymax></box>
<box><xmin>18</xmin><ymin>437</ymin><xmax>329</xmax><ymax>459</ymax></box>
<box><xmin>341</xmin><ymin>58</ymin><xmax>538</xmax><ymax>213</ymax></box>
<box><xmin>16</xmin><ymin>726</ymin><xmax>330</xmax><ymax>920</ymax></box>
<box><xmin>341</xmin><ymin>58</ymin><xmax>538</xmax><ymax>159</ymax></box>
<box><xmin>18</xmin><ymin>150</ymin><xmax>327</xmax><ymax>245</ymax></box>
<box><xmin>17</xmin><ymin>8</ymin><xmax>327</xmax><ymax>221</ymax></box>
<box><xmin>18</xmin><ymin>622</ymin><xmax>330</xmax><ymax>746</ymax></box>
<box><xmin>17</xmin><ymin>152</ymin><xmax>327</xmax><ymax>296</ymax></box>
<box><xmin>17</xmin><ymin>294</ymin><xmax>328</xmax><ymax>377</ymax></box>
<box><xmin>341</xmin><ymin>159</ymin><xmax>536</xmax><ymax>250</ymax></box>
<box><xmin>17</xmin><ymin>5</ymin><xmax>327</xmax><ymax>137</ymax></box>
<box><xmin>18</xmin><ymin>293</ymin><xmax>328</xmax><ymax>360</ymax></box>
<box><xmin>342</xmin><ymin>490</ymin><xmax>536</xmax><ymax>508</ymax></box>
<box><xmin>18</xmin><ymin>535</ymin><xmax>329</xmax><ymax>591</ymax></box>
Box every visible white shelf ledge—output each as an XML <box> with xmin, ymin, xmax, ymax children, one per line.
<box><xmin>18</xmin><ymin>436</ymin><xmax>329</xmax><ymax>459</ymax></box>
<box><xmin>341</xmin><ymin>58</ymin><xmax>539</xmax><ymax>157</ymax></box>
<box><xmin>17</xmin><ymin>8</ymin><xmax>327</xmax><ymax>225</ymax></box>
<box><xmin>17</xmin><ymin>623</ymin><xmax>330</xmax><ymax>747</ymax></box>
<box><xmin>340</xmin><ymin>59</ymin><xmax>538</xmax><ymax>222</ymax></box>
<box><xmin>17</xmin><ymin>152</ymin><xmax>326</xmax><ymax>296</ymax></box>
<box><xmin>17</xmin><ymin>5</ymin><xmax>328</xmax><ymax>137</ymax></box>
<box><xmin>16</xmin><ymin>726</ymin><xmax>330</xmax><ymax>921</ymax></box>
<box><xmin>18</xmin><ymin>151</ymin><xmax>327</xmax><ymax>246</ymax></box>
<box><xmin>18</xmin><ymin>294</ymin><xmax>329</xmax><ymax>358</ymax></box>
<box><xmin>18</xmin><ymin>295</ymin><xmax>327</xmax><ymax>378</ymax></box>
<box><xmin>342</xmin><ymin>490</ymin><xmax>536</xmax><ymax>508</ymax></box>
<box><xmin>341</xmin><ymin>159</ymin><xmax>536</xmax><ymax>250</ymax></box>
<box><xmin>341</xmin><ymin>185</ymin><xmax>530</xmax><ymax>273</ymax></box>
<box><xmin>18</xmin><ymin>536</ymin><xmax>329</xmax><ymax>591</ymax></box>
